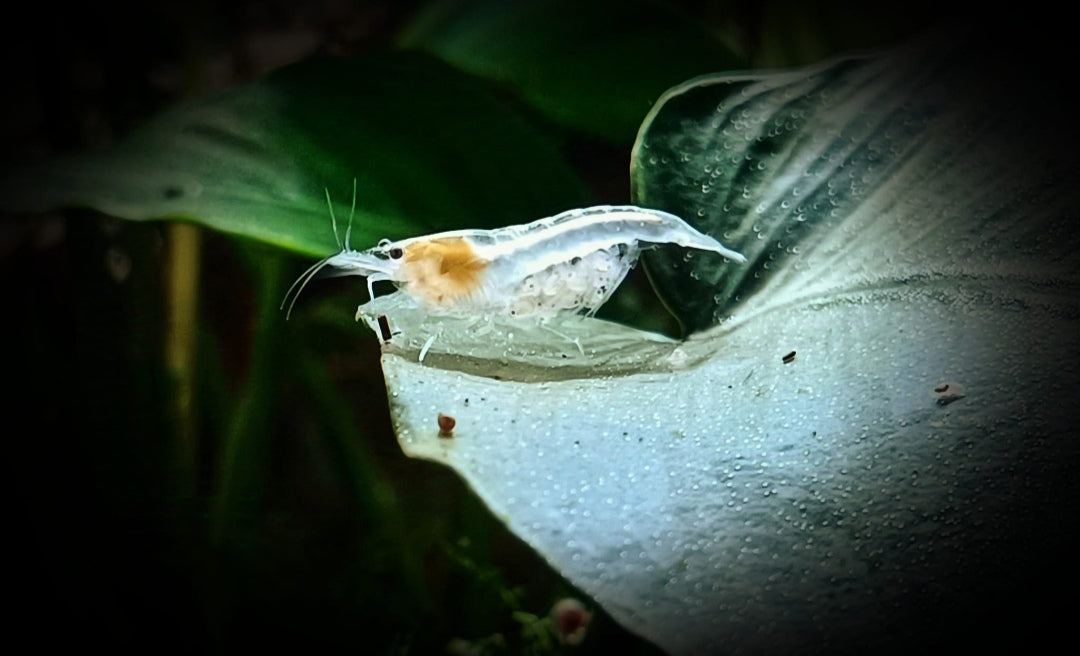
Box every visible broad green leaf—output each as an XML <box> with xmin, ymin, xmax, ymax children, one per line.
<box><xmin>355</xmin><ymin>32</ymin><xmax>1080</xmax><ymax>653</ymax></box>
<box><xmin>631</xmin><ymin>38</ymin><xmax>991</xmax><ymax>332</ymax></box>
<box><xmin>1</xmin><ymin>52</ymin><xmax>590</xmax><ymax>255</ymax></box>
<box><xmin>399</xmin><ymin>0</ymin><xmax>744</xmax><ymax>143</ymax></box>
<box><xmin>630</xmin><ymin>31</ymin><xmax>1080</xmax><ymax>332</ymax></box>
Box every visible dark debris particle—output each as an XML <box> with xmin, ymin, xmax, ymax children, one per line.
<box><xmin>782</xmin><ymin>350</ymin><xmax>797</xmax><ymax>364</ymax></box>
<box><xmin>377</xmin><ymin>314</ymin><xmax>392</xmax><ymax>342</ymax></box>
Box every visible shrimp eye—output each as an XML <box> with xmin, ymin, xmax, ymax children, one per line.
<box><xmin>388</xmin><ymin>247</ymin><xmax>403</xmax><ymax>260</ymax></box>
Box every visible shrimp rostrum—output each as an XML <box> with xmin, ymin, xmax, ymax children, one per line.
<box><xmin>283</xmin><ymin>205</ymin><xmax>745</xmax><ymax>320</ymax></box>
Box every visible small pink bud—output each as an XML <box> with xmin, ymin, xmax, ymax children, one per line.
<box><xmin>550</xmin><ymin>598</ymin><xmax>591</xmax><ymax>645</ymax></box>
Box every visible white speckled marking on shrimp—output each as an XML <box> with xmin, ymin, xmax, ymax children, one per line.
<box><xmin>283</xmin><ymin>205</ymin><xmax>746</xmax><ymax>320</ymax></box>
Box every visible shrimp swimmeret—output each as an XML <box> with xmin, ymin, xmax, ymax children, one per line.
<box><xmin>282</xmin><ymin>203</ymin><xmax>746</xmax><ymax>324</ymax></box>
<box><xmin>283</xmin><ymin>201</ymin><xmax>746</xmax><ymax>335</ymax></box>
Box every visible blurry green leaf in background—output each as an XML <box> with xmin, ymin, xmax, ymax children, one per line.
<box><xmin>399</xmin><ymin>0</ymin><xmax>745</xmax><ymax>143</ymax></box>
<box><xmin>0</xmin><ymin>52</ymin><xmax>591</xmax><ymax>257</ymax></box>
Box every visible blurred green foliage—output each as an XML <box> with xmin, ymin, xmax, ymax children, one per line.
<box><xmin>2</xmin><ymin>0</ymin><xmax>934</xmax><ymax>652</ymax></box>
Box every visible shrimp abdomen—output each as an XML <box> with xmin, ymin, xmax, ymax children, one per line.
<box><xmin>471</xmin><ymin>206</ymin><xmax>743</xmax><ymax>280</ymax></box>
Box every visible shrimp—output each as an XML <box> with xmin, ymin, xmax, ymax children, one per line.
<box><xmin>282</xmin><ymin>203</ymin><xmax>745</xmax><ymax>321</ymax></box>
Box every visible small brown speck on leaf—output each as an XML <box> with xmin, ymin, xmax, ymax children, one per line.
<box><xmin>438</xmin><ymin>413</ymin><xmax>456</xmax><ymax>437</ymax></box>
<box><xmin>933</xmin><ymin>381</ymin><xmax>965</xmax><ymax>405</ymax></box>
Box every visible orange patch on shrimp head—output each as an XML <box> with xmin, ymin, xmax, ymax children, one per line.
<box><xmin>401</xmin><ymin>237</ymin><xmax>489</xmax><ymax>307</ymax></box>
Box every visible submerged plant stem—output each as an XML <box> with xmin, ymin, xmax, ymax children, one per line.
<box><xmin>210</xmin><ymin>251</ymin><xmax>284</xmax><ymax>545</ymax></box>
<box><xmin>165</xmin><ymin>221</ymin><xmax>202</xmax><ymax>495</ymax></box>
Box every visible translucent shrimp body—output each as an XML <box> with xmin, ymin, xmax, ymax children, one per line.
<box><xmin>287</xmin><ymin>205</ymin><xmax>745</xmax><ymax>319</ymax></box>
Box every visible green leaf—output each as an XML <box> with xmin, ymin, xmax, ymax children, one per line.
<box><xmin>631</xmin><ymin>34</ymin><xmax>1048</xmax><ymax>332</ymax></box>
<box><xmin>359</xmin><ymin>32</ymin><xmax>1080</xmax><ymax>653</ymax></box>
<box><xmin>399</xmin><ymin>0</ymin><xmax>744</xmax><ymax>143</ymax></box>
<box><xmin>1</xmin><ymin>52</ymin><xmax>591</xmax><ymax>256</ymax></box>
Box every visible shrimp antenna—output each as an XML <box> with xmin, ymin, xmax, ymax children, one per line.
<box><xmin>325</xmin><ymin>187</ymin><xmax>341</xmax><ymax>250</ymax></box>
<box><xmin>345</xmin><ymin>177</ymin><xmax>357</xmax><ymax>252</ymax></box>
<box><xmin>281</xmin><ymin>181</ymin><xmax>362</xmax><ymax>320</ymax></box>
<box><xmin>280</xmin><ymin>255</ymin><xmax>334</xmax><ymax>320</ymax></box>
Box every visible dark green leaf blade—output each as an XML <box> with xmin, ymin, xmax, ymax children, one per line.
<box><xmin>399</xmin><ymin>0</ymin><xmax>744</xmax><ymax>143</ymax></box>
<box><xmin>2</xmin><ymin>52</ymin><xmax>591</xmax><ymax>255</ymax></box>
<box><xmin>631</xmin><ymin>33</ymin><xmax>1059</xmax><ymax>332</ymax></box>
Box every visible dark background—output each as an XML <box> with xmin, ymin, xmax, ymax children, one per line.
<box><xmin>3</xmin><ymin>1</ymin><xmax>1075</xmax><ymax>654</ymax></box>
